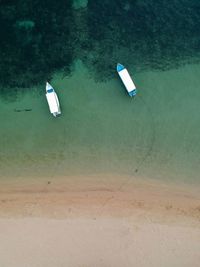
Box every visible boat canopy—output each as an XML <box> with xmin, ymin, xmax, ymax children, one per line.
<box><xmin>46</xmin><ymin>91</ymin><xmax>60</xmax><ymax>114</ymax></box>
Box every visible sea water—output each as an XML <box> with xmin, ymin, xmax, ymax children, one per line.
<box><xmin>0</xmin><ymin>1</ymin><xmax>200</xmax><ymax>185</ymax></box>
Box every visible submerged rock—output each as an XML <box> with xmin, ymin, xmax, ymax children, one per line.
<box><xmin>72</xmin><ymin>0</ymin><xmax>88</xmax><ymax>10</ymax></box>
<box><xmin>15</xmin><ymin>20</ymin><xmax>35</xmax><ymax>30</ymax></box>
<box><xmin>123</xmin><ymin>2</ymin><xmax>130</xmax><ymax>11</ymax></box>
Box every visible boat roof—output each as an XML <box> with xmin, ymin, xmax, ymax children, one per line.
<box><xmin>46</xmin><ymin>91</ymin><xmax>59</xmax><ymax>113</ymax></box>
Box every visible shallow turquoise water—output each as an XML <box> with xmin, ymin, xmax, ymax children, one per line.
<box><xmin>0</xmin><ymin>60</ymin><xmax>200</xmax><ymax>185</ymax></box>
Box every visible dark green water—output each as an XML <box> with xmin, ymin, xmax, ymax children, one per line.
<box><xmin>1</xmin><ymin>0</ymin><xmax>200</xmax><ymax>90</ymax></box>
<box><xmin>0</xmin><ymin>1</ymin><xmax>200</xmax><ymax>185</ymax></box>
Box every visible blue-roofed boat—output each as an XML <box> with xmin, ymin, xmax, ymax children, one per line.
<box><xmin>45</xmin><ymin>82</ymin><xmax>61</xmax><ymax>117</ymax></box>
<box><xmin>117</xmin><ymin>63</ymin><xmax>137</xmax><ymax>97</ymax></box>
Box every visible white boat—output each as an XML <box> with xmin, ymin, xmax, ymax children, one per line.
<box><xmin>45</xmin><ymin>82</ymin><xmax>61</xmax><ymax>117</ymax></box>
<box><xmin>117</xmin><ymin>63</ymin><xmax>137</xmax><ymax>97</ymax></box>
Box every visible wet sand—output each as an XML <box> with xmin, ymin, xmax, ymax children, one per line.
<box><xmin>0</xmin><ymin>174</ymin><xmax>199</xmax><ymax>267</ymax></box>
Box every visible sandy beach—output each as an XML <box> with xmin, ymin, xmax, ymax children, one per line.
<box><xmin>0</xmin><ymin>174</ymin><xmax>199</xmax><ymax>267</ymax></box>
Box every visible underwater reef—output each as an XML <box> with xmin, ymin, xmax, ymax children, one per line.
<box><xmin>1</xmin><ymin>0</ymin><xmax>200</xmax><ymax>92</ymax></box>
<box><xmin>0</xmin><ymin>0</ymin><xmax>74</xmax><ymax>91</ymax></box>
<box><xmin>84</xmin><ymin>0</ymin><xmax>200</xmax><ymax>80</ymax></box>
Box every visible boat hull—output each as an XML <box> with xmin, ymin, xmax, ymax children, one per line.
<box><xmin>46</xmin><ymin>82</ymin><xmax>61</xmax><ymax>117</ymax></box>
<box><xmin>117</xmin><ymin>63</ymin><xmax>137</xmax><ymax>97</ymax></box>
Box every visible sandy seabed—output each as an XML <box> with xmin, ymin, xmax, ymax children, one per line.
<box><xmin>0</xmin><ymin>174</ymin><xmax>199</xmax><ymax>267</ymax></box>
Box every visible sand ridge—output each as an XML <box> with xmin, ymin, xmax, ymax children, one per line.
<box><xmin>0</xmin><ymin>174</ymin><xmax>199</xmax><ymax>225</ymax></box>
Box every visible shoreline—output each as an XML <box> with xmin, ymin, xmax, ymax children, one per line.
<box><xmin>0</xmin><ymin>174</ymin><xmax>199</xmax><ymax>223</ymax></box>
